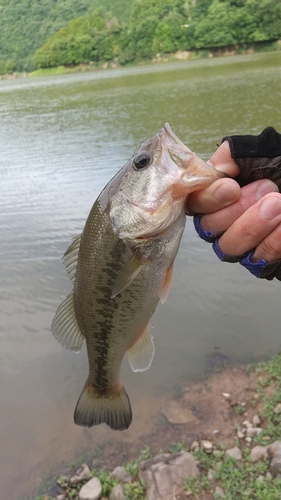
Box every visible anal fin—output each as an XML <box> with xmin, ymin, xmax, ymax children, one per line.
<box><xmin>127</xmin><ymin>325</ymin><xmax>155</xmax><ymax>372</ymax></box>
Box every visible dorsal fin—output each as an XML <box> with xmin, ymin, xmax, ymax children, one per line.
<box><xmin>63</xmin><ymin>234</ymin><xmax>81</xmax><ymax>282</ymax></box>
<box><xmin>51</xmin><ymin>291</ymin><xmax>84</xmax><ymax>352</ymax></box>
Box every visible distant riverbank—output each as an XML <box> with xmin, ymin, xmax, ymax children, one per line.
<box><xmin>1</xmin><ymin>39</ymin><xmax>280</xmax><ymax>81</ymax></box>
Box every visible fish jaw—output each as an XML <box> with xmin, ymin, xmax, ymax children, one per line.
<box><xmin>171</xmin><ymin>152</ymin><xmax>226</xmax><ymax>197</ymax></box>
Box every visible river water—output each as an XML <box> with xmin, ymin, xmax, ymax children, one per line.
<box><xmin>1</xmin><ymin>52</ymin><xmax>281</xmax><ymax>499</ymax></box>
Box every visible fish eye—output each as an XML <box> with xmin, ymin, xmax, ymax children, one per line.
<box><xmin>133</xmin><ymin>153</ymin><xmax>151</xmax><ymax>170</ymax></box>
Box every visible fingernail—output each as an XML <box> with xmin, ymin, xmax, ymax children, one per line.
<box><xmin>256</xmin><ymin>179</ymin><xmax>279</xmax><ymax>199</ymax></box>
<box><xmin>214</xmin><ymin>183</ymin><xmax>238</xmax><ymax>203</ymax></box>
<box><xmin>260</xmin><ymin>196</ymin><xmax>281</xmax><ymax>219</ymax></box>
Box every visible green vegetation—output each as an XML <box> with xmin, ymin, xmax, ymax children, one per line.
<box><xmin>34</xmin><ymin>0</ymin><xmax>281</xmax><ymax>70</ymax></box>
<box><xmin>0</xmin><ymin>0</ymin><xmax>281</xmax><ymax>74</ymax></box>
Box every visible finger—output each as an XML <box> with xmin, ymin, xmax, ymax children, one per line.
<box><xmin>201</xmin><ymin>179</ymin><xmax>279</xmax><ymax>234</ymax></box>
<box><xmin>187</xmin><ymin>177</ymin><xmax>240</xmax><ymax>214</ymax></box>
<box><xmin>218</xmin><ymin>193</ymin><xmax>281</xmax><ymax>257</ymax></box>
<box><xmin>208</xmin><ymin>141</ymin><xmax>240</xmax><ymax>177</ymax></box>
<box><xmin>252</xmin><ymin>223</ymin><xmax>281</xmax><ymax>263</ymax></box>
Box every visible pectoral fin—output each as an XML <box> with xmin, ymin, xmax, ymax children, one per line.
<box><xmin>127</xmin><ymin>325</ymin><xmax>155</xmax><ymax>372</ymax></box>
<box><xmin>160</xmin><ymin>263</ymin><xmax>174</xmax><ymax>304</ymax></box>
<box><xmin>111</xmin><ymin>252</ymin><xmax>148</xmax><ymax>298</ymax></box>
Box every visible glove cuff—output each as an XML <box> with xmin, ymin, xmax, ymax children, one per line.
<box><xmin>222</xmin><ymin>127</ymin><xmax>281</xmax><ymax>159</ymax></box>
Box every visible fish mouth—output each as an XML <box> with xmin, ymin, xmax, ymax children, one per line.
<box><xmin>160</xmin><ymin>122</ymin><xmax>226</xmax><ymax>191</ymax></box>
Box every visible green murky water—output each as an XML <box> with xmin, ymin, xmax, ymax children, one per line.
<box><xmin>1</xmin><ymin>52</ymin><xmax>281</xmax><ymax>499</ymax></box>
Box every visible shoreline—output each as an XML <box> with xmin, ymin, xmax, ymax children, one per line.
<box><xmin>35</xmin><ymin>352</ymin><xmax>281</xmax><ymax>500</ymax></box>
<box><xmin>1</xmin><ymin>40</ymin><xmax>281</xmax><ymax>81</ymax></box>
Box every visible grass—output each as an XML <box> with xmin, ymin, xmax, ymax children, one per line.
<box><xmin>34</xmin><ymin>352</ymin><xmax>281</xmax><ymax>500</ymax></box>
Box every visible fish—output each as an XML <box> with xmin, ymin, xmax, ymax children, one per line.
<box><xmin>51</xmin><ymin>123</ymin><xmax>224</xmax><ymax>431</ymax></box>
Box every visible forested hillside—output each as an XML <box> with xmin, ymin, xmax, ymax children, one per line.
<box><xmin>33</xmin><ymin>0</ymin><xmax>281</xmax><ymax>70</ymax></box>
<box><xmin>0</xmin><ymin>0</ymin><xmax>280</xmax><ymax>74</ymax></box>
<box><xmin>0</xmin><ymin>0</ymin><xmax>132</xmax><ymax>73</ymax></box>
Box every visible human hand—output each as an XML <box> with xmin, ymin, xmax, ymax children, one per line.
<box><xmin>187</xmin><ymin>140</ymin><xmax>281</xmax><ymax>267</ymax></box>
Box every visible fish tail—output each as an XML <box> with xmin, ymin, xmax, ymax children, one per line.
<box><xmin>74</xmin><ymin>379</ymin><xmax>132</xmax><ymax>431</ymax></box>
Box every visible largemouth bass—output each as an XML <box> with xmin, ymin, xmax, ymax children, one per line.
<box><xmin>52</xmin><ymin>123</ymin><xmax>224</xmax><ymax>431</ymax></box>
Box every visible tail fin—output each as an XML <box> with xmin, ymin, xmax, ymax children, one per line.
<box><xmin>74</xmin><ymin>380</ymin><xmax>132</xmax><ymax>431</ymax></box>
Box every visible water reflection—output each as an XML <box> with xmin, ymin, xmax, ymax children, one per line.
<box><xmin>1</xmin><ymin>52</ymin><xmax>281</xmax><ymax>500</ymax></box>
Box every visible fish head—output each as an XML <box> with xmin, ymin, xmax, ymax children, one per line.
<box><xmin>109</xmin><ymin>123</ymin><xmax>225</xmax><ymax>239</ymax></box>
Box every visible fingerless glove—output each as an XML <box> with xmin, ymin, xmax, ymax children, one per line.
<box><xmin>223</xmin><ymin>127</ymin><xmax>281</xmax><ymax>189</ymax></box>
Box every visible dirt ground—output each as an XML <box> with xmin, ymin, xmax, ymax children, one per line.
<box><xmin>84</xmin><ymin>361</ymin><xmax>264</xmax><ymax>472</ymax></box>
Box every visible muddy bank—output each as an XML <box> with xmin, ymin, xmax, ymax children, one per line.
<box><xmin>37</xmin><ymin>352</ymin><xmax>281</xmax><ymax>499</ymax></box>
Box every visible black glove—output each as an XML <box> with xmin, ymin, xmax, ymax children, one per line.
<box><xmin>222</xmin><ymin>127</ymin><xmax>281</xmax><ymax>189</ymax></box>
<box><xmin>194</xmin><ymin>126</ymin><xmax>281</xmax><ymax>281</ymax></box>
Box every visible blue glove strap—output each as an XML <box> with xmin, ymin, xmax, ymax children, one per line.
<box><xmin>193</xmin><ymin>215</ymin><xmax>281</xmax><ymax>280</ymax></box>
<box><xmin>239</xmin><ymin>252</ymin><xmax>268</xmax><ymax>278</ymax></box>
<box><xmin>212</xmin><ymin>238</ymin><xmax>242</xmax><ymax>263</ymax></box>
<box><xmin>193</xmin><ymin>215</ymin><xmax>221</xmax><ymax>243</ymax></box>
<box><xmin>213</xmin><ymin>239</ymin><xmax>268</xmax><ymax>277</ymax></box>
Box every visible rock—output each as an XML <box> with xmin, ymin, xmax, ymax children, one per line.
<box><xmin>110</xmin><ymin>466</ymin><xmax>132</xmax><ymax>483</ymax></box>
<box><xmin>246</xmin><ymin>427</ymin><xmax>257</xmax><ymax>438</ymax></box>
<box><xmin>242</xmin><ymin>420</ymin><xmax>251</xmax><ymax>428</ymax></box>
<box><xmin>213</xmin><ymin>429</ymin><xmax>220</xmax><ymax>435</ymax></box>
<box><xmin>214</xmin><ymin>485</ymin><xmax>225</xmax><ymax>498</ymax></box>
<box><xmin>266</xmin><ymin>472</ymin><xmax>273</xmax><ymax>480</ymax></box>
<box><xmin>257</xmin><ymin>475</ymin><xmax>264</xmax><ymax>482</ymax></box>
<box><xmin>250</xmin><ymin>445</ymin><xmax>269</xmax><ymax>463</ymax></box>
<box><xmin>190</xmin><ymin>441</ymin><xmax>199</xmax><ymax>451</ymax></box>
<box><xmin>245</xmin><ymin>437</ymin><xmax>252</xmax><ymax>444</ymax></box>
<box><xmin>138</xmin><ymin>451</ymin><xmax>200</xmax><ymax>500</ymax></box>
<box><xmin>79</xmin><ymin>477</ymin><xmax>102</xmax><ymax>500</ymax></box>
<box><xmin>268</xmin><ymin>441</ymin><xmax>281</xmax><ymax>459</ymax></box>
<box><xmin>201</xmin><ymin>440</ymin><xmax>213</xmax><ymax>453</ymax></box>
<box><xmin>207</xmin><ymin>469</ymin><xmax>215</xmax><ymax>482</ymax></box>
<box><xmin>222</xmin><ymin>393</ymin><xmax>231</xmax><ymax>400</ymax></box>
<box><xmin>161</xmin><ymin>400</ymin><xmax>196</xmax><ymax>424</ymax></box>
<box><xmin>252</xmin><ymin>415</ymin><xmax>261</xmax><ymax>426</ymax></box>
<box><xmin>70</xmin><ymin>464</ymin><xmax>92</xmax><ymax>484</ymax></box>
<box><xmin>56</xmin><ymin>495</ymin><xmax>65</xmax><ymax>500</ymax></box>
<box><xmin>237</xmin><ymin>430</ymin><xmax>245</xmax><ymax>439</ymax></box>
<box><xmin>109</xmin><ymin>484</ymin><xmax>125</xmax><ymax>500</ymax></box>
<box><xmin>273</xmin><ymin>403</ymin><xmax>281</xmax><ymax>414</ymax></box>
<box><xmin>225</xmin><ymin>447</ymin><xmax>242</xmax><ymax>461</ymax></box>
<box><xmin>270</xmin><ymin>456</ymin><xmax>281</xmax><ymax>476</ymax></box>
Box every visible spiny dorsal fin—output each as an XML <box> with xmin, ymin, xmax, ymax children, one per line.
<box><xmin>111</xmin><ymin>251</ymin><xmax>148</xmax><ymax>298</ymax></box>
<box><xmin>51</xmin><ymin>291</ymin><xmax>84</xmax><ymax>352</ymax></box>
<box><xmin>63</xmin><ymin>234</ymin><xmax>81</xmax><ymax>282</ymax></box>
<box><xmin>127</xmin><ymin>324</ymin><xmax>155</xmax><ymax>372</ymax></box>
